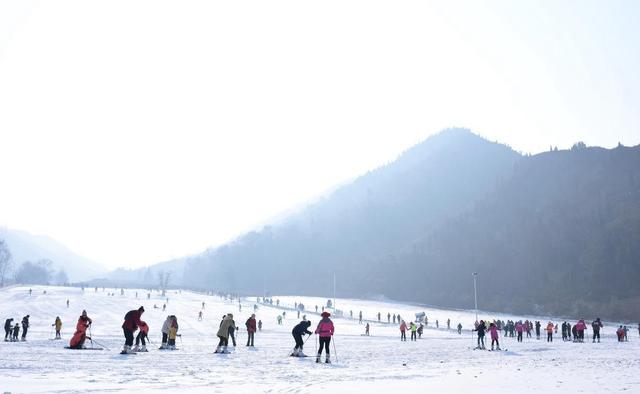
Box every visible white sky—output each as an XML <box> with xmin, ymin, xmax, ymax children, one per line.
<box><xmin>1</xmin><ymin>0</ymin><xmax>639</xmax><ymax>269</ymax></box>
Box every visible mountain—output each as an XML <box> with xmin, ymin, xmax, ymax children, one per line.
<box><xmin>0</xmin><ymin>227</ymin><xmax>106</xmax><ymax>282</ymax></box>
<box><xmin>181</xmin><ymin>128</ymin><xmax>522</xmax><ymax>293</ymax></box>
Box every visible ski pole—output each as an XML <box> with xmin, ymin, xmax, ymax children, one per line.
<box><xmin>91</xmin><ymin>338</ymin><xmax>111</xmax><ymax>351</ymax></box>
<box><xmin>332</xmin><ymin>336</ymin><xmax>338</xmax><ymax>363</ymax></box>
<box><xmin>49</xmin><ymin>325</ymin><xmax>54</xmax><ymax>340</ymax></box>
<box><xmin>89</xmin><ymin>326</ymin><xmax>94</xmax><ymax>349</ymax></box>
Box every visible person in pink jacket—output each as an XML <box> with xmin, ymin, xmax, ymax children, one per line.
<box><xmin>575</xmin><ymin>319</ymin><xmax>587</xmax><ymax>342</ymax></box>
<box><xmin>399</xmin><ymin>320</ymin><xmax>407</xmax><ymax>341</ymax></box>
<box><xmin>315</xmin><ymin>311</ymin><xmax>334</xmax><ymax>363</ymax></box>
<box><xmin>515</xmin><ymin>321</ymin><xmax>524</xmax><ymax>342</ymax></box>
<box><xmin>488</xmin><ymin>322</ymin><xmax>500</xmax><ymax>350</ymax></box>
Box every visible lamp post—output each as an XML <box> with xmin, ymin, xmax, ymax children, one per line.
<box><xmin>473</xmin><ymin>272</ymin><xmax>478</xmax><ymax>323</ymax></box>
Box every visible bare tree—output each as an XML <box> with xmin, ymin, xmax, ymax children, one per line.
<box><xmin>0</xmin><ymin>239</ymin><xmax>12</xmax><ymax>287</ymax></box>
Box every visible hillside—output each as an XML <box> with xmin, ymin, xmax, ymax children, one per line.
<box><xmin>0</xmin><ymin>227</ymin><xmax>106</xmax><ymax>282</ymax></box>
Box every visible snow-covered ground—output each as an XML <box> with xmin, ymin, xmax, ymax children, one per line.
<box><xmin>0</xmin><ymin>286</ymin><xmax>638</xmax><ymax>393</ymax></box>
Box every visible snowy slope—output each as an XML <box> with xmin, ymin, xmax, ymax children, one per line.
<box><xmin>0</xmin><ymin>286</ymin><xmax>638</xmax><ymax>393</ymax></box>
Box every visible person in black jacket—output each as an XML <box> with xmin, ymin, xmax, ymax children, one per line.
<box><xmin>21</xmin><ymin>315</ymin><xmax>30</xmax><ymax>341</ymax></box>
<box><xmin>4</xmin><ymin>318</ymin><xmax>13</xmax><ymax>341</ymax></box>
<box><xmin>473</xmin><ymin>320</ymin><xmax>486</xmax><ymax>350</ymax></box>
<box><xmin>291</xmin><ymin>320</ymin><xmax>312</xmax><ymax>357</ymax></box>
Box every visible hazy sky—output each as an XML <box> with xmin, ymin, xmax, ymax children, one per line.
<box><xmin>1</xmin><ymin>0</ymin><xmax>638</xmax><ymax>269</ymax></box>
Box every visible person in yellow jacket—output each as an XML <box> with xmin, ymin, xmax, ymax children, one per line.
<box><xmin>409</xmin><ymin>322</ymin><xmax>418</xmax><ymax>341</ymax></box>
<box><xmin>215</xmin><ymin>314</ymin><xmax>236</xmax><ymax>354</ymax></box>
<box><xmin>53</xmin><ymin>317</ymin><xmax>62</xmax><ymax>339</ymax></box>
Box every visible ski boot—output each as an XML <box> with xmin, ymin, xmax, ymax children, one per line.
<box><xmin>121</xmin><ymin>345</ymin><xmax>133</xmax><ymax>354</ymax></box>
<box><xmin>291</xmin><ymin>348</ymin><xmax>299</xmax><ymax>357</ymax></box>
<box><xmin>140</xmin><ymin>345</ymin><xmax>147</xmax><ymax>352</ymax></box>
<box><xmin>298</xmin><ymin>351</ymin><xmax>307</xmax><ymax>357</ymax></box>
<box><xmin>132</xmin><ymin>345</ymin><xmax>139</xmax><ymax>352</ymax></box>
<box><xmin>316</xmin><ymin>355</ymin><xmax>321</xmax><ymax>363</ymax></box>
<box><xmin>214</xmin><ymin>346</ymin><xmax>221</xmax><ymax>353</ymax></box>
<box><xmin>325</xmin><ymin>355</ymin><xmax>331</xmax><ymax>364</ymax></box>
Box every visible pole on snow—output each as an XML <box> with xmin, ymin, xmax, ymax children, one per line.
<box><xmin>473</xmin><ymin>272</ymin><xmax>478</xmax><ymax>323</ymax></box>
<box><xmin>332</xmin><ymin>336</ymin><xmax>338</xmax><ymax>363</ymax></box>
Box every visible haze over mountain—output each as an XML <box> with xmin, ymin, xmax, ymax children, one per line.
<box><xmin>105</xmin><ymin>129</ymin><xmax>640</xmax><ymax>320</ymax></box>
<box><xmin>0</xmin><ymin>227</ymin><xmax>106</xmax><ymax>282</ymax></box>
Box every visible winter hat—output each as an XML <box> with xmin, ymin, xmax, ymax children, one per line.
<box><xmin>321</xmin><ymin>311</ymin><xmax>330</xmax><ymax>318</ymax></box>
<box><xmin>139</xmin><ymin>306</ymin><xmax>145</xmax><ymax>312</ymax></box>
<box><xmin>82</xmin><ymin>310</ymin><xmax>87</xmax><ymax>316</ymax></box>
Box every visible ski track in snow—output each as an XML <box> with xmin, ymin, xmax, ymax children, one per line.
<box><xmin>0</xmin><ymin>286</ymin><xmax>638</xmax><ymax>393</ymax></box>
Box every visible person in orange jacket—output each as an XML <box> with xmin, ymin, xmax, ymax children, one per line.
<box><xmin>399</xmin><ymin>320</ymin><xmax>407</xmax><ymax>341</ymax></box>
<box><xmin>69</xmin><ymin>310</ymin><xmax>92</xmax><ymax>349</ymax></box>
<box><xmin>546</xmin><ymin>321</ymin><xmax>554</xmax><ymax>342</ymax></box>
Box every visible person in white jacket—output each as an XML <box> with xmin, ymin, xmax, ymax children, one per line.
<box><xmin>160</xmin><ymin>315</ymin><xmax>171</xmax><ymax>349</ymax></box>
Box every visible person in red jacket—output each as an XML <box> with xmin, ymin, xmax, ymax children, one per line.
<box><xmin>315</xmin><ymin>311</ymin><xmax>335</xmax><ymax>363</ymax></box>
<box><xmin>245</xmin><ymin>314</ymin><xmax>257</xmax><ymax>347</ymax></box>
<box><xmin>121</xmin><ymin>306</ymin><xmax>144</xmax><ymax>354</ymax></box>
<box><xmin>69</xmin><ymin>310</ymin><xmax>92</xmax><ymax>349</ymax></box>
<box><xmin>133</xmin><ymin>321</ymin><xmax>150</xmax><ymax>352</ymax></box>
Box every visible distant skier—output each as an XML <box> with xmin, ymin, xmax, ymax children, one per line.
<box><xmin>291</xmin><ymin>319</ymin><xmax>312</xmax><ymax>356</ymax></box>
<box><xmin>575</xmin><ymin>319</ymin><xmax>587</xmax><ymax>342</ymax></box>
<box><xmin>29</xmin><ymin>288</ymin><xmax>32</xmax><ymax>296</ymax></box>
<box><xmin>202</xmin><ymin>302</ymin><xmax>205</xmax><ymax>310</ymax></box>
<box><xmin>387</xmin><ymin>313</ymin><xmax>390</xmax><ymax>323</ymax></box>
<box><xmin>399</xmin><ymin>320</ymin><xmax>407</xmax><ymax>341</ymax></box>
<box><xmin>436</xmin><ymin>320</ymin><xmax>439</xmax><ymax>329</ymax></box>
<box><xmin>258</xmin><ymin>320</ymin><xmax>262</xmax><ymax>331</ymax></box>
<box><xmin>4</xmin><ymin>318</ymin><xmax>13</xmax><ymax>341</ymax></box>
<box><xmin>198</xmin><ymin>311</ymin><xmax>203</xmax><ymax>321</ymax></box>
<box><xmin>516</xmin><ymin>321</ymin><xmax>524</xmax><ymax>342</ymax></box>
<box><xmin>359</xmin><ymin>311</ymin><xmax>362</xmax><ymax>324</ymax></box>
<box><xmin>535</xmin><ymin>321</ymin><xmax>541</xmax><ymax>339</ymax></box>
<box><xmin>447</xmin><ymin>319</ymin><xmax>450</xmax><ymax>330</ymax></box>
<box><xmin>365</xmin><ymin>323</ymin><xmax>370</xmax><ymax>336</ymax></box>
<box><xmin>315</xmin><ymin>311</ymin><xmax>334</xmax><ymax>363</ymax></box>
<box><xmin>215</xmin><ymin>314</ymin><xmax>235</xmax><ymax>353</ymax></box>
<box><xmin>457</xmin><ymin>323</ymin><xmax>462</xmax><ymax>335</ymax></box>
<box><xmin>121</xmin><ymin>306</ymin><xmax>145</xmax><ymax>354</ymax></box>
<box><xmin>473</xmin><ymin>320</ymin><xmax>486</xmax><ymax>349</ymax></box>
<box><xmin>377</xmin><ymin>312</ymin><xmax>381</xmax><ymax>322</ymax></box>
<box><xmin>245</xmin><ymin>314</ymin><xmax>256</xmax><ymax>347</ymax></box>
<box><xmin>592</xmin><ymin>318</ymin><xmax>603</xmax><ymax>343</ymax></box>
<box><xmin>162</xmin><ymin>304</ymin><xmax>166</xmax><ymax>312</ymax></box>
<box><xmin>229</xmin><ymin>315</ymin><xmax>238</xmax><ymax>347</ymax></box>
<box><xmin>571</xmin><ymin>324</ymin><xmax>578</xmax><ymax>342</ymax></box>
<box><xmin>616</xmin><ymin>325</ymin><xmax>625</xmax><ymax>342</ymax></box>
<box><xmin>277</xmin><ymin>315</ymin><xmax>282</xmax><ymax>325</ymax></box>
<box><xmin>69</xmin><ymin>310</ymin><xmax>92</xmax><ymax>349</ymax></box>
<box><xmin>133</xmin><ymin>321</ymin><xmax>150</xmax><ymax>352</ymax></box>
<box><xmin>488</xmin><ymin>322</ymin><xmax>500</xmax><ymax>350</ymax></box>
<box><xmin>21</xmin><ymin>315</ymin><xmax>30</xmax><ymax>341</ymax></box>
<box><xmin>393</xmin><ymin>314</ymin><xmax>396</xmax><ymax>324</ymax></box>
<box><xmin>66</xmin><ymin>299</ymin><xmax>69</xmax><ymax>308</ymax></box>
<box><xmin>567</xmin><ymin>322</ymin><xmax>572</xmax><ymax>341</ymax></box>
<box><xmin>417</xmin><ymin>323</ymin><xmax>423</xmax><ymax>339</ymax></box>
<box><xmin>160</xmin><ymin>315</ymin><xmax>172</xmax><ymax>349</ymax></box>
<box><xmin>53</xmin><ymin>316</ymin><xmax>62</xmax><ymax>339</ymax></box>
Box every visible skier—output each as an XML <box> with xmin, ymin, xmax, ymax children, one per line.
<box><xmin>160</xmin><ymin>315</ymin><xmax>172</xmax><ymax>349</ymax></box>
<box><xmin>121</xmin><ymin>306</ymin><xmax>145</xmax><ymax>354</ymax></box>
<box><xmin>258</xmin><ymin>320</ymin><xmax>262</xmax><ymax>331</ymax></box>
<box><xmin>53</xmin><ymin>316</ymin><xmax>62</xmax><ymax>339</ymax></box>
<box><xmin>245</xmin><ymin>314</ymin><xmax>256</xmax><ymax>347</ymax></box>
<box><xmin>4</xmin><ymin>318</ymin><xmax>13</xmax><ymax>341</ymax></box>
<box><xmin>561</xmin><ymin>322</ymin><xmax>567</xmax><ymax>341</ymax></box>
<box><xmin>399</xmin><ymin>320</ymin><xmax>407</xmax><ymax>341</ymax></box>
<box><xmin>377</xmin><ymin>312</ymin><xmax>381</xmax><ymax>322</ymax></box>
<box><xmin>291</xmin><ymin>319</ymin><xmax>312</xmax><ymax>356</ymax></box>
<box><xmin>228</xmin><ymin>315</ymin><xmax>237</xmax><ymax>347</ymax></box>
<box><xmin>567</xmin><ymin>322</ymin><xmax>572</xmax><ymax>341</ymax></box>
<box><xmin>133</xmin><ymin>321</ymin><xmax>149</xmax><ymax>352</ymax></box>
<box><xmin>575</xmin><ymin>319</ymin><xmax>587</xmax><ymax>342</ymax></box>
<box><xmin>359</xmin><ymin>311</ymin><xmax>362</xmax><ymax>324</ymax></box>
<box><xmin>66</xmin><ymin>299</ymin><xmax>69</xmax><ymax>308</ymax></box>
<box><xmin>21</xmin><ymin>315</ymin><xmax>30</xmax><ymax>341</ymax></box>
<box><xmin>436</xmin><ymin>320</ymin><xmax>439</xmax><ymax>329</ymax></box>
<box><xmin>488</xmin><ymin>322</ymin><xmax>500</xmax><ymax>350</ymax></box>
<box><xmin>365</xmin><ymin>323</ymin><xmax>370</xmax><ymax>336</ymax></box>
<box><xmin>516</xmin><ymin>321</ymin><xmax>524</xmax><ymax>342</ymax></box>
<box><xmin>473</xmin><ymin>320</ymin><xmax>486</xmax><ymax>349</ymax></box>
<box><xmin>215</xmin><ymin>314</ymin><xmax>235</xmax><ymax>353</ymax></box>
<box><xmin>571</xmin><ymin>324</ymin><xmax>578</xmax><ymax>342</ymax></box>
<box><xmin>535</xmin><ymin>321</ymin><xmax>541</xmax><ymax>339</ymax></box>
<box><xmin>387</xmin><ymin>313</ymin><xmax>390</xmax><ymax>323</ymax></box>
<box><xmin>163</xmin><ymin>304</ymin><xmax>166</xmax><ymax>312</ymax></box>
<box><xmin>12</xmin><ymin>323</ymin><xmax>20</xmax><ymax>341</ymax></box>
<box><xmin>410</xmin><ymin>322</ymin><xmax>417</xmax><ymax>341</ymax></box>
<box><xmin>198</xmin><ymin>311</ymin><xmax>203</xmax><ymax>321</ymax></box>
<box><xmin>69</xmin><ymin>310</ymin><xmax>92</xmax><ymax>349</ymax></box>
<box><xmin>616</xmin><ymin>325</ymin><xmax>625</xmax><ymax>341</ymax></box>
<box><xmin>546</xmin><ymin>321</ymin><xmax>554</xmax><ymax>342</ymax></box>
<box><xmin>592</xmin><ymin>318</ymin><xmax>603</xmax><ymax>343</ymax></box>
<box><xmin>457</xmin><ymin>323</ymin><xmax>462</xmax><ymax>335</ymax></box>
<box><xmin>393</xmin><ymin>314</ymin><xmax>396</xmax><ymax>324</ymax></box>
<box><xmin>417</xmin><ymin>323</ymin><xmax>423</xmax><ymax>339</ymax></box>
<box><xmin>277</xmin><ymin>315</ymin><xmax>283</xmax><ymax>325</ymax></box>
<box><xmin>447</xmin><ymin>319</ymin><xmax>450</xmax><ymax>329</ymax></box>
<box><xmin>167</xmin><ymin>316</ymin><xmax>179</xmax><ymax>350</ymax></box>
<box><xmin>202</xmin><ymin>302</ymin><xmax>205</xmax><ymax>309</ymax></box>
<box><xmin>315</xmin><ymin>311</ymin><xmax>334</xmax><ymax>363</ymax></box>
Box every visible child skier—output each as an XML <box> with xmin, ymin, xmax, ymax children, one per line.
<box><xmin>488</xmin><ymin>322</ymin><xmax>500</xmax><ymax>350</ymax></box>
<box><xmin>167</xmin><ymin>316</ymin><xmax>179</xmax><ymax>350</ymax></box>
<box><xmin>315</xmin><ymin>311</ymin><xmax>334</xmax><ymax>363</ymax></box>
<box><xmin>12</xmin><ymin>323</ymin><xmax>20</xmax><ymax>341</ymax></box>
<box><xmin>291</xmin><ymin>320</ymin><xmax>312</xmax><ymax>357</ymax></box>
<box><xmin>53</xmin><ymin>316</ymin><xmax>62</xmax><ymax>339</ymax></box>
<box><xmin>69</xmin><ymin>310</ymin><xmax>92</xmax><ymax>349</ymax></box>
<box><xmin>365</xmin><ymin>322</ymin><xmax>370</xmax><ymax>336</ymax></box>
<box><xmin>133</xmin><ymin>321</ymin><xmax>150</xmax><ymax>352</ymax></box>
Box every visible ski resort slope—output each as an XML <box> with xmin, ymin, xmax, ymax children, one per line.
<box><xmin>0</xmin><ymin>286</ymin><xmax>638</xmax><ymax>393</ymax></box>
